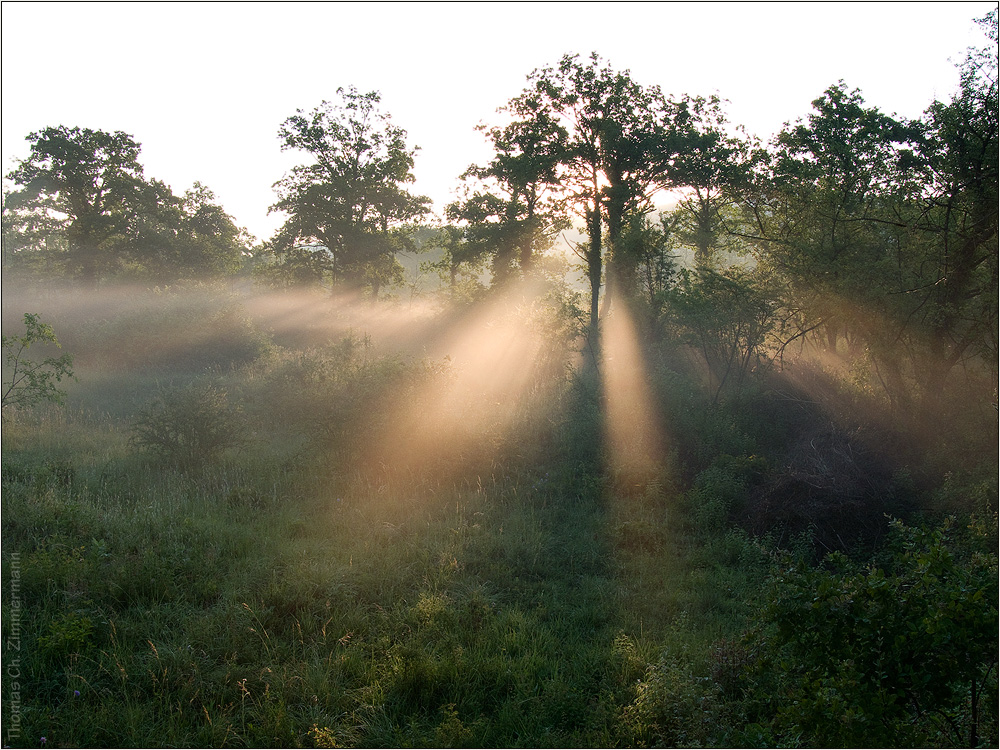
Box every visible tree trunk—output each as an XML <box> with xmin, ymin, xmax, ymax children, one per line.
<box><xmin>585</xmin><ymin>203</ymin><xmax>603</xmax><ymax>370</ymax></box>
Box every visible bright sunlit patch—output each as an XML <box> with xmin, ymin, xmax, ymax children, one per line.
<box><xmin>600</xmin><ymin>304</ymin><xmax>666</xmax><ymax>488</ymax></box>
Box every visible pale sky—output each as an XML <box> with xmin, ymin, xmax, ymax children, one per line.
<box><xmin>1</xmin><ymin>2</ymin><xmax>994</xmax><ymax>242</ymax></box>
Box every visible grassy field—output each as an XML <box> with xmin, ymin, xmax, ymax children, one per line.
<box><xmin>2</xmin><ymin>283</ymin><xmax>994</xmax><ymax>748</ymax></box>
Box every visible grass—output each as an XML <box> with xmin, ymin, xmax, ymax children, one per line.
<box><xmin>1</xmin><ymin>387</ymin><xmax>767</xmax><ymax>748</ymax></box>
<box><xmin>2</xmin><ymin>286</ymin><xmax>887</xmax><ymax>748</ymax></box>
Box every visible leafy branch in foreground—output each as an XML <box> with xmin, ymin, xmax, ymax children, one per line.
<box><xmin>750</xmin><ymin>517</ymin><xmax>998</xmax><ymax>747</ymax></box>
<box><xmin>1</xmin><ymin>312</ymin><xmax>75</xmax><ymax>413</ymax></box>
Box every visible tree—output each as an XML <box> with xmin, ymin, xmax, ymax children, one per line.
<box><xmin>908</xmin><ymin>8</ymin><xmax>999</xmax><ymax>397</ymax></box>
<box><xmin>475</xmin><ymin>53</ymin><xmax>674</xmax><ymax>357</ymax></box>
<box><xmin>448</xmin><ymin>88</ymin><xmax>568</xmax><ymax>285</ymax></box>
<box><xmin>664</xmin><ymin>95</ymin><xmax>758</xmax><ymax>270</ymax></box>
<box><xmin>269</xmin><ymin>87</ymin><xmax>430</xmax><ymax>297</ymax></box>
<box><xmin>618</xmin><ymin>210</ymin><xmax>679</xmax><ymax>332</ymax></box>
<box><xmin>2</xmin><ymin>313</ymin><xmax>75</xmax><ymax>414</ymax></box>
<box><xmin>667</xmin><ymin>267</ymin><xmax>775</xmax><ymax>403</ymax></box>
<box><xmin>4</xmin><ymin>126</ymin><xmax>146</xmax><ymax>284</ymax></box>
<box><xmin>4</xmin><ymin>127</ymin><xmax>250</xmax><ymax>284</ymax></box>
<box><xmin>130</xmin><ymin>180</ymin><xmax>252</xmax><ymax>282</ymax></box>
<box><xmin>417</xmin><ymin>224</ymin><xmax>488</xmax><ymax>301</ymax></box>
<box><xmin>742</xmin><ymin>83</ymin><xmax>923</xmax><ymax>386</ymax></box>
<box><xmin>739</xmin><ymin>11</ymin><xmax>997</xmax><ymax>419</ymax></box>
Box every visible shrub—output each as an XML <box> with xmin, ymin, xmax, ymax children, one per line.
<box><xmin>74</xmin><ymin>293</ymin><xmax>272</xmax><ymax>373</ymax></box>
<box><xmin>748</xmin><ymin>517</ymin><xmax>998</xmax><ymax>748</ymax></box>
<box><xmin>2</xmin><ymin>312</ymin><xmax>75</xmax><ymax>414</ymax></box>
<box><xmin>131</xmin><ymin>382</ymin><xmax>247</xmax><ymax>469</ymax></box>
<box><xmin>623</xmin><ymin>649</ymin><xmax>719</xmax><ymax>746</ymax></box>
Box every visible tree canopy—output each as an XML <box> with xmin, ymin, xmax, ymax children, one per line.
<box><xmin>265</xmin><ymin>86</ymin><xmax>431</xmax><ymax>296</ymax></box>
<box><xmin>3</xmin><ymin>126</ymin><xmax>250</xmax><ymax>284</ymax></box>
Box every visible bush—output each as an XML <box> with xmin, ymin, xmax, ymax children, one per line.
<box><xmin>75</xmin><ymin>292</ymin><xmax>272</xmax><ymax>373</ymax></box>
<box><xmin>131</xmin><ymin>382</ymin><xmax>247</xmax><ymax>469</ymax></box>
<box><xmin>685</xmin><ymin>454</ymin><xmax>764</xmax><ymax>534</ymax></box>
<box><xmin>746</xmin><ymin>517</ymin><xmax>998</xmax><ymax>748</ymax></box>
<box><xmin>623</xmin><ymin>649</ymin><xmax>720</xmax><ymax>746</ymax></box>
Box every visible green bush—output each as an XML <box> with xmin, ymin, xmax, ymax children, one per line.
<box><xmin>75</xmin><ymin>293</ymin><xmax>272</xmax><ymax>373</ymax></box>
<box><xmin>685</xmin><ymin>454</ymin><xmax>764</xmax><ymax>534</ymax></box>
<box><xmin>251</xmin><ymin>337</ymin><xmax>418</xmax><ymax>463</ymax></box>
<box><xmin>623</xmin><ymin>648</ymin><xmax>720</xmax><ymax>746</ymax></box>
<box><xmin>131</xmin><ymin>382</ymin><xmax>247</xmax><ymax>469</ymax></box>
<box><xmin>747</xmin><ymin>517</ymin><xmax>998</xmax><ymax>747</ymax></box>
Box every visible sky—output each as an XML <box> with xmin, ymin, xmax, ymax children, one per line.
<box><xmin>1</xmin><ymin>2</ymin><xmax>995</xmax><ymax>243</ymax></box>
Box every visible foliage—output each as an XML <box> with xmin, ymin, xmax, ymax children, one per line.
<box><xmin>251</xmin><ymin>336</ymin><xmax>418</xmax><ymax>465</ymax></box>
<box><xmin>623</xmin><ymin>648</ymin><xmax>720</xmax><ymax>746</ymax></box>
<box><xmin>126</xmin><ymin>180</ymin><xmax>252</xmax><ymax>282</ymax></box>
<box><xmin>447</xmin><ymin>84</ymin><xmax>568</xmax><ymax>283</ymax></box>
<box><xmin>130</xmin><ymin>382</ymin><xmax>247</xmax><ymax>469</ymax></box>
<box><xmin>3</xmin><ymin>127</ymin><xmax>251</xmax><ymax>284</ymax></box>
<box><xmin>667</xmin><ymin>267</ymin><xmax>776</xmax><ymax>402</ymax></box>
<box><xmin>0</xmin><ymin>18</ymin><xmax>998</xmax><ymax>750</ymax></box>
<box><xmin>2</xmin><ymin>313</ymin><xmax>75</xmax><ymax>413</ymax></box>
<box><xmin>57</xmin><ymin>289</ymin><xmax>272</xmax><ymax>376</ymax></box>
<box><xmin>4</xmin><ymin>126</ymin><xmax>146</xmax><ymax>283</ymax></box>
<box><xmin>750</xmin><ymin>517</ymin><xmax>998</xmax><ymax>747</ymax></box>
<box><xmin>416</xmin><ymin>224</ymin><xmax>489</xmax><ymax>302</ymax></box>
<box><xmin>269</xmin><ymin>87</ymin><xmax>430</xmax><ymax>296</ymax></box>
<box><xmin>663</xmin><ymin>94</ymin><xmax>760</xmax><ymax>270</ymax></box>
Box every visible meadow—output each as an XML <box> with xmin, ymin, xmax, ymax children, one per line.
<box><xmin>1</xmin><ymin>281</ymin><xmax>995</xmax><ymax>748</ymax></box>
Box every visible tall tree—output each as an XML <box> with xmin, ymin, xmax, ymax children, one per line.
<box><xmin>4</xmin><ymin>126</ymin><xmax>146</xmax><ymax>284</ymax></box>
<box><xmin>742</xmin><ymin>24</ymin><xmax>997</xmax><ymax>417</ymax></box>
<box><xmin>269</xmin><ymin>87</ymin><xmax>430</xmax><ymax>296</ymax></box>
<box><xmin>663</xmin><ymin>95</ymin><xmax>758</xmax><ymax>270</ymax></box>
<box><xmin>130</xmin><ymin>180</ymin><xmax>251</xmax><ymax>282</ymax></box>
<box><xmin>4</xmin><ymin>127</ymin><xmax>249</xmax><ymax>284</ymax></box>
<box><xmin>513</xmin><ymin>53</ymin><xmax>675</xmax><ymax>345</ymax></box>
<box><xmin>743</xmin><ymin>82</ymin><xmax>921</xmax><ymax>366</ymax></box>
<box><xmin>448</xmin><ymin>89</ymin><xmax>567</xmax><ymax>285</ymax></box>
<box><xmin>911</xmin><ymin>8</ymin><xmax>999</xmax><ymax>395</ymax></box>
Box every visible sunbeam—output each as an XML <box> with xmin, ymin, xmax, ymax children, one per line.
<box><xmin>365</xmin><ymin>277</ymin><xmax>569</xmax><ymax>484</ymax></box>
<box><xmin>601</xmin><ymin>305</ymin><xmax>667</xmax><ymax>490</ymax></box>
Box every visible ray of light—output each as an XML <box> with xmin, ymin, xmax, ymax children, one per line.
<box><xmin>364</xmin><ymin>276</ymin><xmax>570</xmax><ymax>486</ymax></box>
<box><xmin>600</xmin><ymin>305</ymin><xmax>667</xmax><ymax>490</ymax></box>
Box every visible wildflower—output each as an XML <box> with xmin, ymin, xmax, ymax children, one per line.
<box><xmin>40</xmin><ymin>738</ymin><xmax>47</xmax><ymax>746</ymax></box>
<box><xmin>73</xmin><ymin>690</ymin><xmax>80</xmax><ymax>697</ymax></box>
